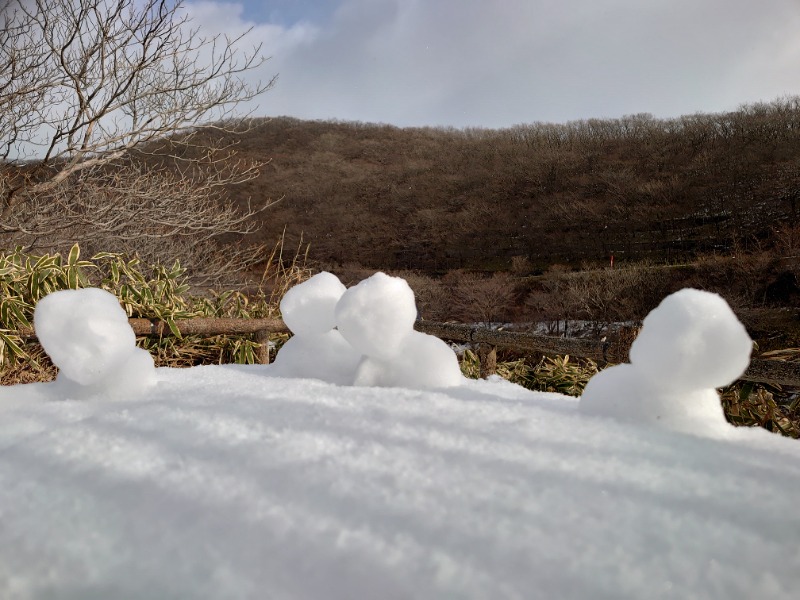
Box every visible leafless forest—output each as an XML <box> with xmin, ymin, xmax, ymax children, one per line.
<box><xmin>188</xmin><ymin>100</ymin><xmax>800</xmax><ymax>342</ymax></box>
<box><xmin>227</xmin><ymin>101</ymin><xmax>800</xmax><ymax>270</ymax></box>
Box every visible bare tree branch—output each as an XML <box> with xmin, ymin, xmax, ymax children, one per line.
<box><xmin>0</xmin><ymin>0</ymin><xmax>277</xmax><ymax>283</ymax></box>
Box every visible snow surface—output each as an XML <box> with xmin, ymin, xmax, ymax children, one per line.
<box><xmin>2</xmin><ymin>283</ymin><xmax>800</xmax><ymax>598</ymax></box>
<box><xmin>2</xmin><ymin>368</ymin><xmax>800</xmax><ymax>600</ymax></box>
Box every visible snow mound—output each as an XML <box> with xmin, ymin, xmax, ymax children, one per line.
<box><xmin>4</xmin><ymin>284</ymin><xmax>800</xmax><ymax>598</ymax></box>
<box><xmin>33</xmin><ymin>288</ymin><xmax>155</xmax><ymax>398</ymax></box>
<box><xmin>580</xmin><ymin>288</ymin><xmax>752</xmax><ymax>434</ymax></box>
<box><xmin>2</xmin><ymin>367</ymin><xmax>799</xmax><ymax>599</ymax></box>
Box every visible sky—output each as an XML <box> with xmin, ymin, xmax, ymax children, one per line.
<box><xmin>182</xmin><ymin>0</ymin><xmax>800</xmax><ymax>129</ymax></box>
<box><xmin>3</xmin><ymin>281</ymin><xmax>800</xmax><ymax>597</ymax></box>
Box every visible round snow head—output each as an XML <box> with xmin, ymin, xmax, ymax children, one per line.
<box><xmin>335</xmin><ymin>272</ymin><xmax>417</xmax><ymax>360</ymax></box>
<box><xmin>629</xmin><ymin>288</ymin><xmax>752</xmax><ymax>391</ymax></box>
<box><xmin>34</xmin><ymin>288</ymin><xmax>136</xmax><ymax>386</ymax></box>
<box><xmin>280</xmin><ymin>272</ymin><xmax>347</xmax><ymax>337</ymax></box>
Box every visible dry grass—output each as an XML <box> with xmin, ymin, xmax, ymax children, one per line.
<box><xmin>0</xmin><ymin>243</ymin><xmax>309</xmax><ymax>384</ymax></box>
<box><xmin>721</xmin><ymin>383</ymin><xmax>800</xmax><ymax>438</ymax></box>
<box><xmin>459</xmin><ymin>350</ymin><xmax>599</xmax><ymax>396</ymax></box>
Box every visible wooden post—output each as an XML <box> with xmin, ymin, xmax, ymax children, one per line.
<box><xmin>253</xmin><ymin>329</ymin><xmax>270</xmax><ymax>365</ymax></box>
<box><xmin>477</xmin><ymin>344</ymin><xmax>497</xmax><ymax>378</ymax></box>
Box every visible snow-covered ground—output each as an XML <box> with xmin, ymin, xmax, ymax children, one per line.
<box><xmin>2</xmin><ymin>275</ymin><xmax>800</xmax><ymax>599</ymax></box>
<box><xmin>3</xmin><ymin>367</ymin><xmax>800</xmax><ymax>599</ymax></box>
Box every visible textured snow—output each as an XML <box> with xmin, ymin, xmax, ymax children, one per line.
<box><xmin>2</xmin><ymin>284</ymin><xmax>799</xmax><ymax>598</ymax></box>
<box><xmin>1</xmin><ymin>368</ymin><xmax>799</xmax><ymax>599</ymax></box>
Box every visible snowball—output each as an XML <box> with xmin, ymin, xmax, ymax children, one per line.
<box><xmin>579</xmin><ymin>363</ymin><xmax>728</xmax><ymax>435</ymax></box>
<box><xmin>280</xmin><ymin>272</ymin><xmax>347</xmax><ymax>337</ymax></box>
<box><xmin>271</xmin><ymin>330</ymin><xmax>361</xmax><ymax>386</ymax></box>
<box><xmin>353</xmin><ymin>331</ymin><xmax>463</xmax><ymax>389</ymax></box>
<box><xmin>629</xmin><ymin>288</ymin><xmax>752</xmax><ymax>391</ymax></box>
<box><xmin>335</xmin><ymin>272</ymin><xmax>418</xmax><ymax>361</ymax></box>
<box><xmin>34</xmin><ymin>288</ymin><xmax>137</xmax><ymax>386</ymax></box>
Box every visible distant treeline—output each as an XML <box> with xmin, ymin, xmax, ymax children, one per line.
<box><xmin>214</xmin><ymin>97</ymin><xmax>800</xmax><ymax>273</ymax></box>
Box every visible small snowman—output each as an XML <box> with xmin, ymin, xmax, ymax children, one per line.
<box><xmin>335</xmin><ymin>272</ymin><xmax>463</xmax><ymax>389</ymax></box>
<box><xmin>34</xmin><ymin>288</ymin><xmax>156</xmax><ymax>399</ymax></box>
<box><xmin>271</xmin><ymin>272</ymin><xmax>361</xmax><ymax>385</ymax></box>
<box><xmin>579</xmin><ymin>288</ymin><xmax>752</xmax><ymax>435</ymax></box>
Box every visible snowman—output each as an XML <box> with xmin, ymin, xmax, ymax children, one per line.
<box><xmin>334</xmin><ymin>272</ymin><xmax>463</xmax><ymax>389</ymax></box>
<box><xmin>579</xmin><ymin>288</ymin><xmax>752</xmax><ymax>435</ymax></box>
<box><xmin>271</xmin><ymin>271</ymin><xmax>361</xmax><ymax>385</ymax></box>
<box><xmin>34</xmin><ymin>288</ymin><xmax>156</xmax><ymax>399</ymax></box>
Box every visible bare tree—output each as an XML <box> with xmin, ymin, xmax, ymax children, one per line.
<box><xmin>0</xmin><ymin>0</ymin><xmax>276</xmax><ymax>282</ymax></box>
<box><xmin>448</xmin><ymin>271</ymin><xmax>517</xmax><ymax>324</ymax></box>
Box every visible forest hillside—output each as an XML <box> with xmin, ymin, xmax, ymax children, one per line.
<box><xmin>216</xmin><ymin>98</ymin><xmax>800</xmax><ymax>276</ymax></box>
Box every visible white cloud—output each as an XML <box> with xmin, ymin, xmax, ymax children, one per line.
<box><xmin>184</xmin><ymin>0</ymin><xmax>800</xmax><ymax>127</ymax></box>
<box><xmin>181</xmin><ymin>1</ymin><xmax>319</xmax><ymax>116</ymax></box>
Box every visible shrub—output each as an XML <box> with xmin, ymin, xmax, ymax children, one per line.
<box><xmin>459</xmin><ymin>349</ymin><xmax>598</xmax><ymax>396</ymax></box>
<box><xmin>0</xmin><ymin>244</ymin><xmax>306</xmax><ymax>383</ymax></box>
